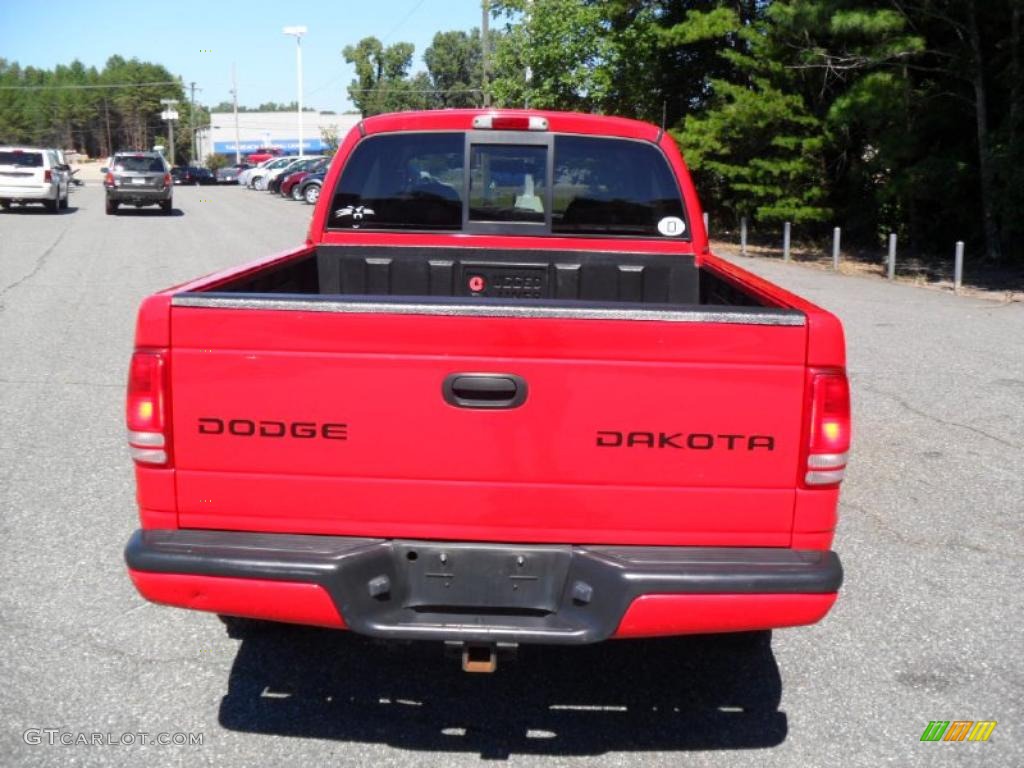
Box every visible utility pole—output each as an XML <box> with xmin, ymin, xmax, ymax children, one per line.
<box><xmin>189</xmin><ymin>81</ymin><xmax>201</xmax><ymax>164</ymax></box>
<box><xmin>524</xmin><ymin>0</ymin><xmax>532</xmax><ymax>108</ymax></box>
<box><xmin>481</xmin><ymin>0</ymin><xmax>490</xmax><ymax>107</ymax></box>
<box><xmin>231</xmin><ymin>63</ymin><xmax>241</xmax><ymax>164</ymax></box>
<box><xmin>160</xmin><ymin>98</ymin><xmax>179</xmax><ymax>165</ymax></box>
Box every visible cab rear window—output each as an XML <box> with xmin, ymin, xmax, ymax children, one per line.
<box><xmin>329</xmin><ymin>133</ymin><xmax>464</xmax><ymax>231</ymax></box>
<box><xmin>328</xmin><ymin>132</ymin><xmax>687</xmax><ymax>238</ymax></box>
<box><xmin>551</xmin><ymin>136</ymin><xmax>686</xmax><ymax>237</ymax></box>
<box><xmin>0</xmin><ymin>151</ymin><xmax>43</xmax><ymax>167</ymax></box>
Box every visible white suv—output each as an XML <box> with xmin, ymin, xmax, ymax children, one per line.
<box><xmin>246</xmin><ymin>156</ymin><xmax>298</xmax><ymax>190</ymax></box>
<box><xmin>0</xmin><ymin>147</ymin><xmax>71</xmax><ymax>212</ymax></box>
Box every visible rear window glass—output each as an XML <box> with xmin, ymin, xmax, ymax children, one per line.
<box><xmin>551</xmin><ymin>136</ymin><xmax>686</xmax><ymax>237</ymax></box>
<box><xmin>329</xmin><ymin>133</ymin><xmax>463</xmax><ymax>231</ymax></box>
<box><xmin>469</xmin><ymin>144</ymin><xmax>547</xmax><ymax>224</ymax></box>
<box><xmin>327</xmin><ymin>132</ymin><xmax>687</xmax><ymax>237</ymax></box>
<box><xmin>0</xmin><ymin>151</ymin><xmax>44</xmax><ymax>167</ymax></box>
<box><xmin>114</xmin><ymin>156</ymin><xmax>165</xmax><ymax>172</ymax></box>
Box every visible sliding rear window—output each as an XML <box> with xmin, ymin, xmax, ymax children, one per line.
<box><xmin>328</xmin><ymin>132</ymin><xmax>687</xmax><ymax>238</ymax></box>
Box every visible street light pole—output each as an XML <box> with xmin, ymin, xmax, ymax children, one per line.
<box><xmin>231</xmin><ymin>63</ymin><xmax>241</xmax><ymax>164</ymax></box>
<box><xmin>282</xmin><ymin>26</ymin><xmax>307</xmax><ymax>158</ymax></box>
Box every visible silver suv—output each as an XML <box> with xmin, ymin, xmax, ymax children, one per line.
<box><xmin>103</xmin><ymin>152</ymin><xmax>173</xmax><ymax>215</ymax></box>
<box><xmin>0</xmin><ymin>147</ymin><xmax>71</xmax><ymax>212</ymax></box>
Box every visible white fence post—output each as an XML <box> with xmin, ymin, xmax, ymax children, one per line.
<box><xmin>832</xmin><ymin>227</ymin><xmax>841</xmax><ymax>271</ymax></box>
<box><xmin>887</xmin><ymin>233</ymin><xmax>897</xmax><ymax>280</ymax></box>
<box><xmin>783</xmin><ymin>221</ymin><xmax>791</xmax><ymax>262</ymax></box>
<box><xmin>740</xmin><ymin>217</ymin><xmax>748</xmax><ymax>255</ymax></box>
<box><xmin>954</xmin><ymin>241</ymin><xmax>964</xmax><ymax>293</ymax></box>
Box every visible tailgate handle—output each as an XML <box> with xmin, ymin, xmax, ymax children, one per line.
<box><xmin>443</xmin><ymin>373</ymin><xmax>528</xmax><ymax>409</ymax></box>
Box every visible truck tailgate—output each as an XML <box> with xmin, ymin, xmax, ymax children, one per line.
<box><xmin>169</xmin><ymin>305</ymin><xmax>808</xmax><ymax>546</ymax></box>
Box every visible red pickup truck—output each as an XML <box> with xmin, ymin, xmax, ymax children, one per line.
<box><xmin>124</xmin><ymin>109</ymin><xmax>849</xmax><ymax>671</ymax></box>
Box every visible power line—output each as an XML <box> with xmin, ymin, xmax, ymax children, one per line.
<box><xmin>381</xmin><ymin>0</ymin><xmax>427</xmax><ymax>42</ymax></box>
<box><xmin>0</xmin><ymin>81</ymin><xmax>180</xmax><ymax>91</ymax></box>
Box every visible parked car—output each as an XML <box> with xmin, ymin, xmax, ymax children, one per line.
<box><xmin>236</xmin><ymin>160</ymin><xmax>272</xmax><ymax>189</ymax></box>
<box><xmin>103</xmin><ymin>151</ymin><xmax>172</xmax><ymax>215</ymax></box>
<box><xmin>216</xmin><ymin>163</ymin><xmax>251</xmax><ymax>184</ymax></box>
<box><xmin>0</xmin><ymin>146</ymin><xmax>71</xmax><ymax>212</ymax></box>
<box><xmin>267</xmin><ymin>156</ymin><xmax>325</xmax><ymax>194</ymax></box>
<box><xmin>281</xmin><ymin>158</ymin><xmax>329</xmax><ymax>200</ymax></box>
<box><xmin>245</xmin><ymin>147</ymin><xmax>285</xmax><ymax>165</ymax></box>
<box><xmin>247</xmin><ymin>156</ymin><xmax>298</xmax><ymax>191</ymax></box>
<box><xmin>170</xmin><ymin>166</ymin><xmax>214</xmax><ymax>185</ymax></box>
<box><xmin>123</xmin><ymin>109</ymin><xmax>849</xmax><ymax>673</ymax></box>
<box><xmin>296</xmin><ymin>170</ymin><xmax>325</xmax><ymax>204</ymax></box>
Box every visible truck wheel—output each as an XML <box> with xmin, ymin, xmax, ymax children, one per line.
<box><xmin>160</xmin><ymin>200</ymin><xmax>173</xmax><ymax>214</ymax></box>
<box><xmin>105</xmin><ymin>199</ymin><xmax>118</xmax><ymax>215</ymax></box>
<box><xmin>44</xmin><ymin>198</ymin><xmax>59</xmax><ymax>213</ymax></box>
<box><xmin>60</xmin><ymin>190</ymin><xmax>69</xmax><ymax>210</ymax></box>
<box><xmin>304</xmin><ymin>184</ymin><xmax>320</xmax><ymax>204</ymax></box>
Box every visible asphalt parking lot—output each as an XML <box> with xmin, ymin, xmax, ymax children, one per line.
<box><xmin>1</xmin><ymin>183</ymin><xmax>1021</xmax><ymax>767</ymax></box>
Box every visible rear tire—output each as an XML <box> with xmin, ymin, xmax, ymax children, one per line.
<box><xmin>160</xmin><ymin>200</ymin><xmax>173</xmax><ymax>214</ymax></box>
<box><xmin>304</xmin><ymin>183</ymin><xmax>320</xmax><ymax>205</ymax></box>
<box><xmin>291</xmin><ymin>185</ymin><xmax>304</xmax><ymax>201</ymax></box>
<box><xmin>59</xmin><ymin>190</ymin><xmax>69</xmax><ymax>210</ymax></box>
<box><xmin>44</xmin><ymin>197</ymin><xmax>58</xmax><ymax>213</ymax></box>
<box><xmin>105</xmin><ymin>198</ymin><xmax>118</xmax><ymax>215</ymax></box>
<box><xmin>0</xmin><ymin>199</ymin><xmax>10</xmax><ymax>210</ymax></box>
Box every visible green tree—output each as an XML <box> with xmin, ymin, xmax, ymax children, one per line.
<box><xmin>343</xmin><ymin>36</ymin><xmax>430</xmax><ymax>116</ymax></box>
<box><xmin>319</xmin><ymin>124</ymin><xmax>341</xmax><ymax>156</ymax></box>
<box><xmin>678</xmin><ymin>2</ymin><xmax>923</xmax><ymax>229</ymax></box>
<box><xmin>491</xmin><ymin>0</ymin><xmax>613</xmax><ymax>110</ymax></box>
<box><xmin>423</xmin><ymin>29</ymin><xmax>486</xmax><ymax>107</ymax></box>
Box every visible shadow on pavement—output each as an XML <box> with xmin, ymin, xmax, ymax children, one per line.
<box><xmin>109</xmin><ymin>207</ymin><xmax>185</xmax><ymax>217</ymax></box>
<box><xmin>218</xmin><ymin>626</ymin><xmax>786</xmax><ymax>758</ymax></box>
<box><xmin>1</xmin><ymin>204</ymin><xmax>79</xmax><ymax>215</ymax></box>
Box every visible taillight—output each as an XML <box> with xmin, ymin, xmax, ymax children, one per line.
<box><xmin>472</xmin><ymin>113</ymin><xmax>549</xmax><ymax>131</ymax></box>
<box><xmin>105</xmin><ymin>172</ymin><xmax>115</xmax><ymax>186</ymax></box>
<box><xmin>44</xmin><ymin>169</ymin><xmax>52</xmax><ymax>182</ymax></box>
<box><xmin>126</xmin><ymin>350</ymin><xmax>170</xmax><ymax>465</ymax></box>
<box><xmin>163</xmin><ymin>173</ymin><xmax>171</xmax><ymax>186</ymax></box>
<box><xmin>805</xmin><ymin>369</ymin><xmax>851</xmax><ymax>486</ymax></box>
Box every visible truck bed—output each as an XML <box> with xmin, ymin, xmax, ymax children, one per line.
<box><xmin>180</xmin><ymin>245</ymin><xmax>791</xmax><ymax>321</ymax></box>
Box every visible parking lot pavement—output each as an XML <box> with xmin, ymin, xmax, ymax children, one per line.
<box><xmin>1</xmin><ymin>184</ymin><xmax>1021</xmax><ymax>767</ymax></box>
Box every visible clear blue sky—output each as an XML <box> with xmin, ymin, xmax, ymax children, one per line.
<box><xmin>0</xmin><ymin>0</ymin><xmax>487</xmax><ymax>113</ymax></box>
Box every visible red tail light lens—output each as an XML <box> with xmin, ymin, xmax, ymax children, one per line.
<box><xmin>105</xmin><ymin>172</ymin><xmax>115</xmax><ymax>186</ymax></box>
<box><xmin>163</xmin><ymin>173</ymin><xmax>172</xmax><ymax>186</ymax></box>
<box><xmin>805</xmin><ymin>370</ymin><xmax>851</xmax><ymax>486</ymax></box>
<box><xmin>127</xmin><ymin>350</ymin><xmax>170</xmax><ymax>465</ymax></box>
<box><xmin>44</xmin><ymin>169</ymin><xmax>52</xmax><ymax>182</ymax></box>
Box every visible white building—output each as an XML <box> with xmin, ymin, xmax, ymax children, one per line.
<box><xmin>198</xmin><ymin>112</ymin><xmax>362</xmax><ymax>159</ymax></box>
